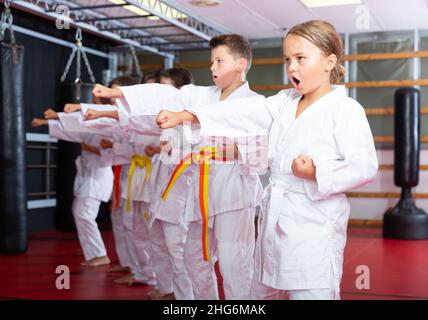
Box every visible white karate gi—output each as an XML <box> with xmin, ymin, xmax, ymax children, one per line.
<box><xmin>92</xmin><ymin>104</ymin><xmax>193</xmax><ymax>298</ymax></box>
<box><xmin>188</xmin><ymin>85</ymin><xmax>379</xmax><ymax>299</ymax></box>
<box><xmin>90</xmin><ymin>121</ymin><xmax>158</xmax><ymax>286</ymax></box>
<box><xmin>65</xmin><ymin>106</ymin><xmax>133</xmax><ymax>270</ymax></box>
<box><xmin>65</xmin><ymin>107</ymin><xmax>158</xmax><ymax>286</ymax></box>
<box><xmin>98</xmin><ymin>130</ymin><xmax>135</xmax><ymax>271</ymax></box>
<box><xmin>118</xmin><ymin>82</ymin><xmax>264</xmax><ymax>300</ymax></box>
<box><xmin>125</xmin><ymin>133</ymin><xmax>172</xmax><ymax>291</ymax></box>
<box><xmin>48</xmin><ymin>116</ymin><xmax>113</xmax><ymax>261</ymax></box>
<box><xmin>148</xmin><ymin>127</ymin><xmax>195</xmax><ymax>300</ymax></box>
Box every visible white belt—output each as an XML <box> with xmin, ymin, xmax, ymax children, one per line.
<box><xmin>265</xmin><ymin>176</ymin><xmax>305</xmax><ymax>235</ymax></box>
<box><xmin>259</xmin><ymin>178</ymin><xmax>306</xmax><ymax>275</ymax></box>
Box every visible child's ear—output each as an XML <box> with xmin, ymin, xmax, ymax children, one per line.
<box><xmin>237</xmin><ymin>57</ymin><xmax>247</xmax><ymax>73</ymax></box>
<box><xmin>325</xmin><ymin>54</ymin><xmax>337</xmax><ymax>72</ymax></box>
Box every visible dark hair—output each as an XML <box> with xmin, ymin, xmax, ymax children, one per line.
<box><xmin>142</xmin><ymin>70</ymin><xmax>161</xmax><ymax>84</ymax></box>
<box><xmin>160</xmin><ymin>68</ymin><xmax>194</xmax><ymax>89</ymax></box>
<box><xmin>209</xmin><ymin>34</ymin><xmax>252</xmax><ymax>72</ymax></box>
<box><xmin>287</xmin><ymin>20</ymin><xmax>345</xmax><ymax>84</ymax></box>
<box><xmin>108</xmin><ymin>75</ymin><xmax>139</xmax><ymax>88</ymax></box>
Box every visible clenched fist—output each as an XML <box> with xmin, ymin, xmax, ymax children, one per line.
<box><xmin>160</xmin><ymin>141</ymin><xmax>172</xmax><ymax>156</ymax></box>
<box><xmin>92</xmin><ymin>83</ymin><xmax>122</xmax><ymax>99</ymax></box>
<box><xmin>157</xmin><ymin>110</ymin><xmax>181</xmax><ymax>129</ymax></box>
<box><xmin>64</xmin><ymin>103</ymin><xmax>81</xmax><ymax>113</ymax></box>
<box><xmin>84</xmin><ymin>108</ymin><xmax>101</xmax><ymax>120</ymax></box>
<box><xmin>31</xmin><ymin>118</ymin><xmax>47</xmax><ymax>128</ymax></box>
<box><xmin>99</xmin><ymin>139</ymin><xmax>113</xmax><ymax>149</ymax></box>
<box><xmin>145</xmin><ymin>144</ymin><xmax>161</xmax><ymax>157</ymax></box>
<box><xmin>157</xmin><ymin>110</ymin><xmax>196</xmax><ymax>129</ymax></box>
<box><xmin>291</xmin><ymin>154</ymin><xmax>316</xmax><ymax>180</ymax></box>
<box><xmin>81</xmin><ymin>142</ymin><xmax>100</xmax><ymax>155</ymax></box>
<box><xmin>44</xmin><ymin>108</ymin><xmax>58</xmax><ymax>119</ymax></box>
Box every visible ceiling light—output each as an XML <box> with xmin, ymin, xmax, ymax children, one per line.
<box><xmin>300</xmin><ymin>0</ymin><xmax>361</xmax><ymax>8</ymax></box>
<box><xmin>108</xmin><ymin>0</ymin><xmax>187</xmax><ymax>21</ymax></box>
<box><xmin>189</xmin><ymin>0</ymin><xmax>221</xmax><ymax>7</ymax></box>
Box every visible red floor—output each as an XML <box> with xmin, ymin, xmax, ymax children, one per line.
<box><xmin>1</xmin><ymin>227</ymin><xmax>428</xmax><ymax>300</ymax></box>
<box><xmin>341</xmin><ymin>228</ymin><xmax>428</xmax><ymax>300</ymax></box>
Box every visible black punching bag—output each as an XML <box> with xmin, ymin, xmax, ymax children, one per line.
<box><xmin>0</xmin><ymin>41</ymin><xmax>28</xmax><ymax>253</ymax></box>
<box><xmin>383</xmin><ymin>87</ymin><xmax>428</xmax><ymax>239</ymax></box>
<box><xmin>55</xmin><ymin>82</ymin><xmax>94</xmax><ymax>232</ymax></box>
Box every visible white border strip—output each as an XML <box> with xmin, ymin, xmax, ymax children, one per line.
<box><xmin>27</xmin><ymin>199</ymin><xmax>57</xmax><ymax>209</ymax></box>
<box><xmin>26</xmin><ymin>133</ymin><xmax>58</xmax><ymax>143</ymax></box>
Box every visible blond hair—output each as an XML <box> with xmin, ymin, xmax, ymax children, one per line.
<box><xmin>287</xmin><ymin>20</ymin><xmax>345</xmax><ymax>84</ymax></box>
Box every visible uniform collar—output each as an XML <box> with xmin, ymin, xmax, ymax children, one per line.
<box><xmin>214</xmin><ymin>81</ymin><xmax>251</xmax><ymax>100</ymax></box>
<box><xmin>293</xmin><ymin>84</ymin><xmax>346</xmax><ymax>105</ymax></box>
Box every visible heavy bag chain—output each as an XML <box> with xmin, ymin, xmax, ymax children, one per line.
<box><xmin>60</xmin><ymin>28</ymin><xmax>96</xmax><ymax>100</ymax></box>
<box><xmin>128</xmin><ymin>45</ymin><xmax>143</xmax><ymax>82</ymax></box>
<box><xmin>0</xmin><ymin>1</ymin><xmax>19</xmax><ymax>64</ymax></box>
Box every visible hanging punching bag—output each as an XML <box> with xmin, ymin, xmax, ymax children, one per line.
<box><xmin>0</xmin><ymin>8</ymin><xmax>28</xmax><ymax>253</ymax></box>
<box><xmin>55</xmin><ymin>83</ymin><xmax>94</xmax><ymax>232</ymax></box>
<box><xmin>383</xmin><ymin>87</ymin><xmax>428</xmax><ymax>239</ymax></box>
<box><xmin>55</xmin><ymin>28</ymin><xmax>97</xmax><ymax>232</ymax></box>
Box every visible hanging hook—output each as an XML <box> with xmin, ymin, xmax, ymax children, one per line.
<box><xmin>5</xmin><ymin>8</ymin><xmax>13</xmax><ymax>26</ymax></box>
<box><xmin>61</xmin><ymin>28</ymin><xmax>96</xmax><ymax>84</ymax></box>
<box><xmin>75</xmin><ymin>28</ymin><xmax>82</xmax><ymax>41</ymax></box>
<box><xmin>75</xmin><ymin>28</ymin><xmax>82</xmax><ymax>46</ymax></box>
<box><xmin>1</xmin><ymin>0</ymin><xmax>17</xmax><ymax>59</ymax></box>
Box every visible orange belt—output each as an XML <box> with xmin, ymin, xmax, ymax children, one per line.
<box><xmin>112</xmin><ymin>165</ymin><xmax>122</xmax><ymax>210</ymax></box>
<box><xmin>162</xmin><ymin>146</ymin><xmax>225</xmax><ymax>262</ymax></box>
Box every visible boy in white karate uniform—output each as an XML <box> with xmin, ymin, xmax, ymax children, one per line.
<box><xmin>99</xmin><ymin>76</ymin><xmax>140</xmax><ymax>274</ymax></box>
<box><xmin>144</xmin><ymin>68</ymin><xmax>195</xmax><ymax>300</ymax></box>
<box><xmin>81</xmin><ymin>69</ymin><xmax>194</xmax><ymax>297</ymax></box>
<box><xmin>62</xmin><ymin>76</ymin><xmax>141</xmax><ymax>274</ymax></box>
<box><xmin>88</xmin><ymin>35</ymin><xmax>264</xmax><ymax>300</ymax></box>
<box><xmin>157</xmin><ymin>20</ymin><xmax>379</xmax><ymax>300</ymax></box>
<box><xmin>32</xmin><ymin>110</ymin><xmax>113</xmax><ymax>267</ymax></box>
<box><xmin>66</xmin><ymin>101</ymin><xmax>158</xmax><ymax>287</ymax></box>
<box><xmin>108</xmin><ymin>131</ymin><xmax>159</xmax><ymax>286</ymax></box>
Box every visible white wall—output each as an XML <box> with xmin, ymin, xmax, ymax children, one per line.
<box><xmin>348</xmin><ymin>149</ymin><xmax>428</xmax><ymax>220</ymax></box>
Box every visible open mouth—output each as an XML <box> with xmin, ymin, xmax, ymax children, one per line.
<box><xmin>292</xmin><ymin>76</ymin><xmax>300</xmax><ymax>86</ymax></box>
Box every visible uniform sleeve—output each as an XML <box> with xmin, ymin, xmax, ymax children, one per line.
<box><xmin>81</xmin><ymin>117</ymin><xmax>119</xmax><ymax>132</ymax></box>
<box><xmin>100</xmin><ymin>147</ymin><xmax>131</xmax><ymax>166</ymax></box>
<box><xmin>235</xmin><ymin>135</ymin><xmax>269</xmax><ymax>175</ymax></box>
<box><xmin>124</xmin><ymin>115</ymin><xmax>161</xmax><ymax>136</ymax></box>
<box><xmin>116</xmin><ymin>105</ymin><xmax>130</xmax><ymax>129</ymax></box>
<box><xmin>79</xmin><ymin>104</ymin><xmax>120</xmax><ymax>132</ymax></box>
<box><xmin>158</xmin><ymin>127</ymin><xmax>188</xmax><ymax>165</ymax></box>
<box><xmin>99</xmin><ymin>148</ymin><xmax>114</xmax><ymax>167</ymax></box>
<box><xmin>80</xmin><ymin>103</ymin><xmax>117</xmax><ymax>113</ymax></box>
<box><xmin>111</xmin><ymin>142</ymin><xmax>134</xmax><ymax>165</ymax></box>
<box><xmin>57</xmin><ymin>111</ymin><xmax>116</xmax><ymax>137</ymax></box>
<box><xmin>188</xmin><ymin>92</ymin><xmax>284</xmax><ymax>138</ymax></box>
<box><xmin>132</xmin><ymin>135</ymin><xmax>160</xmax><ymax>151</ymax></box>
<box><xmin>117</xmin><ymin>83</ymin><xmax>192</xmax><ymax>135</ymax></box>
<box><xmin>57</xmin><ymin>112</ymin><xmax>87</xmax><ymax>133</ymax></box>
<box><xmin>120</xmin><ymin>83</ymin><xmax>189</xmax><ymax>116</ymax></box>
<box><xmin>306</xmin><ymin>99</ymin><xmax>379</xmax><ymax>200</ymax></box>
<box><xmin>48</xmin><ymin>119</ymin><xmax>83</xmax><ymax>143</ymax></box>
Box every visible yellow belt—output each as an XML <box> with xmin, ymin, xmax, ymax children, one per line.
<box><xmin>126</xmin><ymin>154</ymin><xmax>152</xmax><ymax>213</ymax></box>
